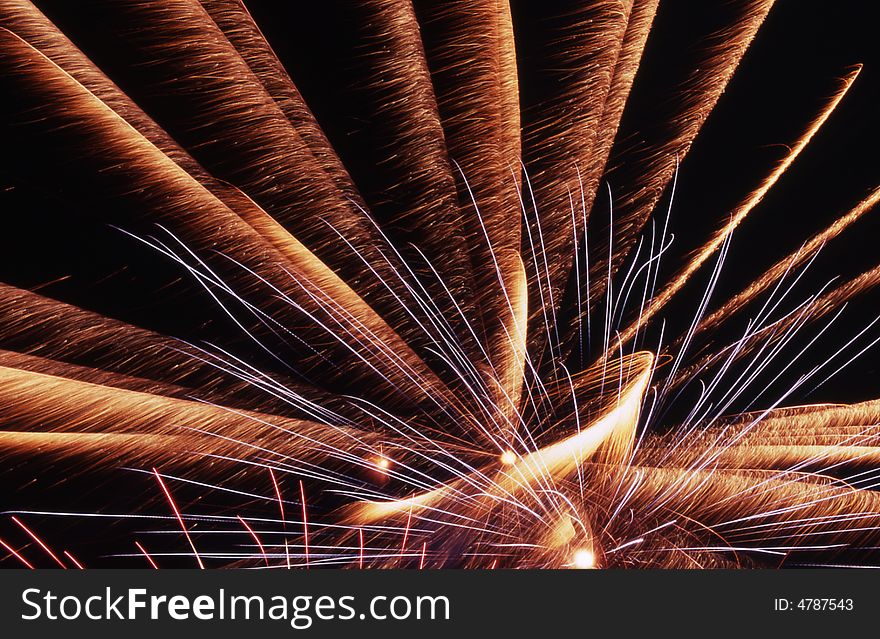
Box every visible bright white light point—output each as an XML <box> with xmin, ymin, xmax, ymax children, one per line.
<box><xmin>376</xmin><ymin>457</ymin><xmax>390</xmax><ymax>470</ymax></box>
<box><xmin>572</xmin><ymin>549</ymin><xmax>596</xmax><ymax>569</ymax></box>
<box><xmin>499</xmin><ymin>450</ymin><xmax>517</xmax><ymax>466</ymax></box>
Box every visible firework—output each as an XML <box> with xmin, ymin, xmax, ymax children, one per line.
<box><xmin>0</xmin><ymin>0</ymin><xmax>878</xmax><ymax>570</ymax></box>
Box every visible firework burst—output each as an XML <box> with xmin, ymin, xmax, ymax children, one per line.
<box><xmin>0</xmin><ymin>0</ymin><xmax>879</xmax><ymax>569</ymax></box>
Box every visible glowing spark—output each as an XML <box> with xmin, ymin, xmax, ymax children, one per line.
<box><xmin>152</xmin><ymin>468</ymin><xmax>204</xmax><ymax>569</ymax></box>
<box><xmin>0</xmin><ymin>537</ymin><xmax>33</xmax><ymax>569</ymax></box>
<box><xmin>11</xmin><ymin>516</ymin><xmax>66</xmax><ymax>569</ymax></box>
<box><xmin>63</xmin><ymin>550</ymin><xmax>85</xmax><ymax>569</ymax></box>
<box><xmin>572</xmin><ymin>549</ymin><xmax>596</xmax><ymax>569</ymax></box>
<box><xmin>237</xmin><ymin>515</ymin><xmax>269</xmax><ymax>568</ymax></box>
<box><xmin>269</xmin><ymin>468</ymin><xmax>290</xmax><ymax>569</ymax></box>
<box><xmin>500</xmin><ymin>450</ymin><xmax>517</xmax><ymax>466</ymax></box>
<box><xmin>135</xmin><ymin>541</ymin><xmax>159</xmax><ymax>569</ymax></box>
<box><xmin>269</xmin><ymin>468</ymin><xmax>285</xmax><ymax>521</ymax></box>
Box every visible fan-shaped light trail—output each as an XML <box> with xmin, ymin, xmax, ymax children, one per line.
<box><xmin>0</xmin><ymin>0</ymin><xmax>879</xmax><ymax>569</ymax></box>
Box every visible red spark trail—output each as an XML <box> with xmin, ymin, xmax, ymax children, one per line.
<box><xmin>11</xmin><ymin>516</ymin><xmax>66</xmax><ymax>568</ymax></box>
<box><xmin>63</xmin><ymin>550</ymin><xmax>85</xmax><ymax>569</ymax></box>
<box><xmin>0</xmin><ymin>537</ymin><xmax>34</xmax><ymax>569</ymax></box>
<box><xmin>401</xmin><ymin>503</ymin><xmax>413</xmax><ymax>564</ymax></box>
<box><xmin>269</xmin><ymin>468</ymin><xmax>290</xmax><ymax>569</ymax></box>
<box><xmin>135</xmin><ymin>541</ymin><xmax>159</xmax><ymax>569</ymax></box>
<box><xmin>269</xmin><ymin>468</ymin><xmax>285</xmax><ymax>521</ymax></box>
<box><xmin>299</xmin><ymin>479</ymin><xmax>309</xmax><ymax>569</ymax></box>
<box><xmin>419</xmin><ymin>541</ymin><xmax>427</xmax><ymax>569</ymax></box>
<box><xmin>152</xmin><ymin>468</ymin><xmax>205</xmax><ymax>569</ymax></box>
<box><xmin>237</xmin><ymin>515</ymin><xmax>269</xmax><ymax>567</ymax></box>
